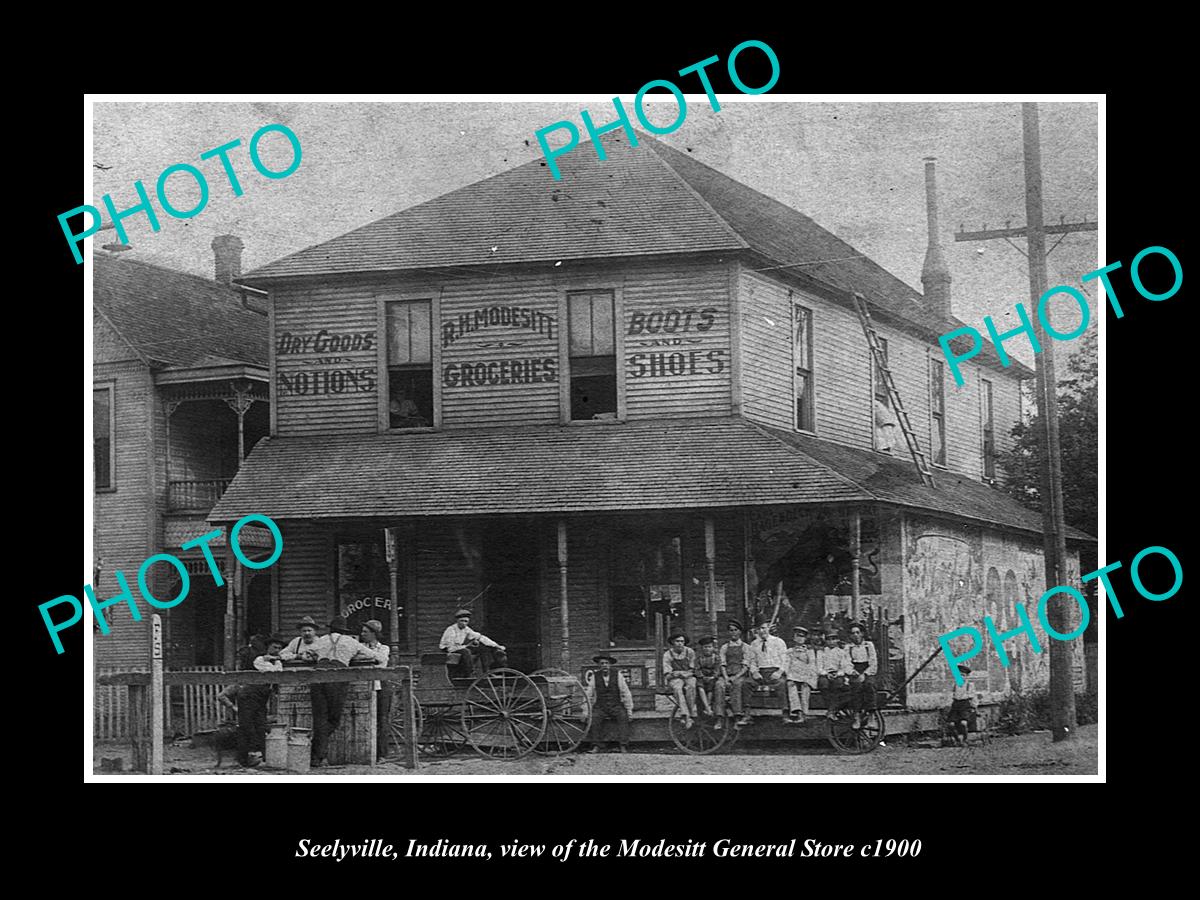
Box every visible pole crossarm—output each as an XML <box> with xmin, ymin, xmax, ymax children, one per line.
<box><xmin>954</xmin><ymin>220</ymin><xmax>1096</xmax><ymax>242</ymax></box>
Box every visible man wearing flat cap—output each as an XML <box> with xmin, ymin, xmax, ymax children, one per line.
<box><xmin>585</xmin><ymin>653</ymin><xmax>634</xmax><ymax>752</ymax></box>
<box><xmin>439</xmin><ymin>608</ymin><xmax>507</xmax><ymax>678</ymax></box>
<box><xmin>234</xmin><ymin>633</ymin><xmax>286</xmax><ymax>767</ymax></box>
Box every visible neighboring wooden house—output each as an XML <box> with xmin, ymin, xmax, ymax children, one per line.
<box><xmin>213</xmin><ymin>133</ymin><xmax>1092</xmax><ymax>712</ymax></box>
<box><xmin>92</xmin><ymin>238</ymin><xmax>272</xmax><ymax>671</ymax></box>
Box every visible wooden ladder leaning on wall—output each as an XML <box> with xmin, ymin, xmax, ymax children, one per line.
<box><xmin>851</xmin><ymin>292</ymin><xmax>936</xmax><ymax>488</ymax></box>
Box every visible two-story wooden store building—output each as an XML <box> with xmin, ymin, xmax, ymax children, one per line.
<box><xmin>212</xmin><ymin>133</ymin><xmax>1090</xmax><ymax>713</ymax></box>
<box><xmin>93</xmin><ymin>239</ymin><xmax>273</xmax><ymax>673</ymax></box>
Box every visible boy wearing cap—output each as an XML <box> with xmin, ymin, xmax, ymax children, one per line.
<box><xmin>717</xmin><ymin>620</ymin><xmax>753</xmax><ymax>728</ymax></box>
<box><xmin>663</xmin><ymin>633</ymin><xmax>699</xmax><ymax>728</ymax></box>
<box><xmin>947</xmin><ymin>664</ymin><xmax>977</xmax><ymax>746</ymax></box>
<box><xmin>585</xmin><ymin>653</ymin><xmax>634</xmax><ymax>752</ymax></box>
<box><xmin>694</xmin><ymin>636</ymin><xmax>720</xmax><ymax>716</ymax></box>
<box><xmin>440</xmin><ymin>608</ymin><xmax>507</xmax><ymax>678</ymax></box>
<box><xmin>785</xmin><ymin>626</ymin><xmax>818</xmax><ymax>724</ymax></box>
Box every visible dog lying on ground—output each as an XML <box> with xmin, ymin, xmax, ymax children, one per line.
<box><xmin>193</xmin><ymin>722</ymin><xmax>241</xmax><ymax>768</ymax></box>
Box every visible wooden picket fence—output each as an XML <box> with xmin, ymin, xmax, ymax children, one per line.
<box><xmin>94</xmin><ymin>666</ymin><xmax>226</xmax><ymax>741</ymax></box>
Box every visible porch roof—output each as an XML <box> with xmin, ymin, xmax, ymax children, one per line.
<box><xmin>210</xmin><ymin>417</ymin><xmax>871</xmax><ymax>521</ymax></box>
<box><xmin>210</xmin><ymin>417</ymin><xmax>1093</xmax><ymax>542</ymax></box>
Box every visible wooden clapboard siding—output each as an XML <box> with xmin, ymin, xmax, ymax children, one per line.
<box><xmin>272</xmin><ymin>284</ymin><xmax>382</xmax><ymax>435</ymax></box>
<box><xmin>737</xmin><ymin>268</ymin><xmax>1026</xmax><ymax>486</ymax></box>
<box><xmin>622</xmin><ymin>262</ymin><xmax>731</xmax><ymax>419</ymax></box>
<box><xmin>414</xmin><ymin>524</ymin><xmax>485</xmax><ymax>654</ymax></box>
<box><xmin>439</xmin><ymin>272</ymin><xmax>559</xmax><ymax>427</ymax></box>
<box><xmin>93</xmin><ymin>355</ymin><xmax>153</xmax><ymax>670</ymax></box>
<box><xmin>944</xmin><ymin>357</ymin><xmax>983</xmax><ymax>479</ymax></box>
<box><xmin>268</xmin><ymin>259</ymin><xmax>733</xmax><ymax>436</ymax></box>
<box><xmin>987</xmin><ymin>370</ymin><xmax>1021</xmax><ymax>485</ymax></box>
<box><xmin>539</xmin><ymin>518</ymin><xmax>607</xmax><ymax>673</ymax></box>
<box><xmin>276</xmin><ymin>521</ymin><xmax>334</xmax><ymax>627</ymax></box>
<box><xmin>739</xmin><ymin>270</ymin><xmax>874</xmax><ymax>447</ymax></box>
<box><xmin>738</xmin><ymin>269</ymin><xmax>793</xmax><ymax>429</ymax></box>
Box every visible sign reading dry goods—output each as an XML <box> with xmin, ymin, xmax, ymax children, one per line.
<box><xmin>276</xmin><ymin>328</ymin><xmax>377</xmax><ymax>396</ymax></box>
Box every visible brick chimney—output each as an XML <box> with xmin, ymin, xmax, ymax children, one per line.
<box><xmin>211</xmin><ymin>234</ymin><xmax>245</xmax><ymax>285</ymax></box>
<box><xmin>920</xmin><ymin>158</ymin><xmax>952</xmax><ymax>319</ymax></box>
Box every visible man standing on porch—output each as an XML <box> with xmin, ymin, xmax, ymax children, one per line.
<box><xmin>716</xmin><ymin>620</ymin><xmax>753</xmax><ymax>729</ymax></box>
<box><xmin>749</xmin><ymin>616</ymin><xmax>791</xmax><ymax>721</ymax></box>
<box><xmin>585</xmin><ymin>653</ymin><xmax>633</xmax><ymax>752</ymax></box>
<box><xmin>439</xmin><ymin>608</ymin><xmax>506</xmax><ymax>678</ymax></box>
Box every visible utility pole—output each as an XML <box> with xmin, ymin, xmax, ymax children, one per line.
<box><xmin>954</xmin><ymin>102</ymin><xmax>1094</xmax><ymax>742</ymax></box>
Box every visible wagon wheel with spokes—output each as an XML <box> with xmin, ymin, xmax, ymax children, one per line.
<box><xmin>418</xmin><ymin>703</ymin><xmax>468</xmax><ymax>757</ymax></box>
<box><xmin>531</xmin><ymin>668</ymin><xmax>592</xmax><ymax>755</ymax></box>
<box><xmin>668</xmin><ymin>706</ymin><xmax>733</xmax><ymax>755</ymax></box>
<box><xmin>827</xmin><ymin>707</ymin><xmax>886</xmax><ymax>754</ymax></box>
<box><xmin>386</xmin><ymin>682</ymin><xmax>424</xmax><ymax>759</ymax></box>
<box><xmin>460</xmin><ymin>667</ymin><xmax>548</xmax><ymax>760</ymax></box>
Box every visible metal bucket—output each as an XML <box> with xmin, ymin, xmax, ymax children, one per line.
<box><xmin>287</xmin><ymin>727</ymin><xmax>311</xmax><ymax>774</ymax></box>
<box><xmin>265</xmin><ymin>724</ymin><xmax>289</xmax><ymax>769</ymax></box>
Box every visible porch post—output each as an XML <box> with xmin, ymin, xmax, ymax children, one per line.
<box><xmin>384</xmin><ymin>526</ymin><xmax>401</xmax><ymax>658</ymax></box>
<box><xmin>704</xmin><ymin>516</ymin><xmax>718</xmax><ymax>636</ymax></box>
<box><xmin>224</xmin><ymin>383</ymin><xmax>256</xmax><ymax>463</ymax></box>
<box><xmin>849</xmin><ymin>510</ymin><xmax>862</xmax><ymax>622</ymax></box>
<box><xmin>222</xmin><ymin>524</ymin><xmax>237</xmax><ymax>670</ymax></box>
<box><xmin>557</xmin><ymin>520</ymin><xmax>570</xmax><ymax>671</ymax></box>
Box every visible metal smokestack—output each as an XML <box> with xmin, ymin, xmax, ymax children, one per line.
<box><xmin>921</xmin><ymin>157</ymin><xmax>952</xmax><ymax>319</ymax></box>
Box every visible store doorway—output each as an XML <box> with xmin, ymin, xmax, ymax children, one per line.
<box><xmin>482</xmin><ymin>520</ymin><xmax>541</xmax><ymax>673</ymax></box>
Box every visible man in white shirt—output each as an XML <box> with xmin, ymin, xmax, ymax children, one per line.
<box><xmin>748</xmin><ymin>616</ymin><xmax>791</xmax><ymax>721</ymax></box>
<box><xmin>359</xmin><ymin>619</ymin><xmax>391</xmax><ymax>759</ymax></box>
<box><xmin>440</xmin><ymin>608</ymin><xmax>507</xmax><ymax>678</ymax></box>
<box><xmin>309</xmin><ymin>616</ymin><xmax>374</xmax><ymax>767</ymax></box>
<box><xmin>813</xmin><ymin>630</ymin><xmax>849</xmax><ymax>719</ymax></box>
<box><xmin>785</xmin><ymin>625</ymin><xmax>818</xmax><ymax>725</ymax></box>
<box><xmin>279</xmin><ymin>616</ymin><xmax>322</xmax><ymax>662</ymax></box>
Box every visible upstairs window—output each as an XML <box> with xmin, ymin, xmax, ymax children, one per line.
<box><xmin>568</xmin><ymin>290</ymin><xmax>617</xmax><ymax>421</ymax></box>
<box><xmin>981</xmin><ymin>378</ymin><xmax>996</xmax><ymax>480</ymax></box>
<box><xmin>793</xmin><ymin>304</ymin><xmax>814</xmax><ymax>432</ymax></box>
<box><xmin>386</xmin><ymin>300</ymin><xmax>433</xmax><ymax>428</ymax></box>
<box><xmin>930</xmin><ymin>358</ymin><xmax>947</xmax><ymax>466</ymax></box>
<box><xmin>94</xmin><ymin>385</ymin><xmax>114</xmax><ymax>490</ymax></box>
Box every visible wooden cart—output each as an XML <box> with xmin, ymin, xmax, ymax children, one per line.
<box><xmin>387</xmin><ymin>654</ymin><xmax>593</xmax><ymax>760</ymax></box>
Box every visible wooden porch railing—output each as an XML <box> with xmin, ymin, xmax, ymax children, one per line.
<box><xmin>166</xmin><ymin>478</ymin><xmax>232</xmax><ymax>511</ymax></box>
